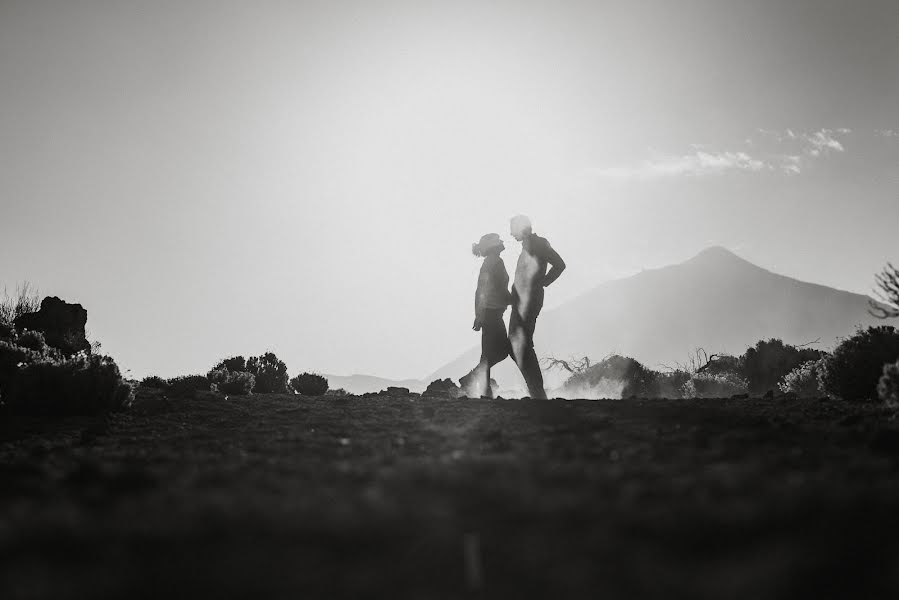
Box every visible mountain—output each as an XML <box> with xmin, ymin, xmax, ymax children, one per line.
<box><xmin>426</xmin><ymin>246</ymin><xmax>887</xmax><ymax>392</ymax></box>
<box><xmin>323</xmin><ymin>373</ymin><xmax>425</xmax><ymax>395</ymax></box>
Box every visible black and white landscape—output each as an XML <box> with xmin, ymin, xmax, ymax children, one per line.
<box><xmin>2</xmin><ymin>1</ymin><xmax>899</xmax><ymax>599</ymax></box>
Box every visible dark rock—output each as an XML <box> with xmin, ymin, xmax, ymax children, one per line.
<box><xmin>731</xmin><ymin>393</ymin><xmax>749</xmax><ymax>400</ymax></box>
<box><xmin>385</xmin><ymin>387</ymin><xmax>410</xmax><ymax>395</ymax></box>
<box><xmin>424</xmin><ymin>378</ymin><xmax>463</xmax><ymax>398</ymax></box>
<box><xmin>763</xmin><ymin>390</ymin><xmax>774</xmax><ymax>399</ymax></box>
<box><xmin>14</xmin><ymin>296</ymin><xmax>90</xmax><ymax>356</ymax></box>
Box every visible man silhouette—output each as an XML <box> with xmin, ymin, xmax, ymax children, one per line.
<box><xmin>508</xmin><ymin>215</ymin><xmax>566</xmax><ymax>399</ymax></box>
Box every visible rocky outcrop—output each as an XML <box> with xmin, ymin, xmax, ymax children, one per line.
<box><xmin>384</xmin><ymin>386</ymin><xmax>410</xmax><ymax>395</ymax></box>
<box><xmin>14</xmin><ymin>296</ymin><xmax>90</xmax><ymax>356</ymax></box>
<box><xmin>423</xmin><ymin>378</ymin><xmax>463</xmax><ymax>398</ymax></box>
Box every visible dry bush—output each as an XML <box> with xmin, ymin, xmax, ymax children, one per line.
<box><xmin>870</xmin><ymin>263</ymin><xmax>899</xmax><ymax>319</ymax></box>
<box><xmin>682</xmin><ymin>371</ymin><xmax>748</xmax><ymax>399</ymax></box>
<box><xmin>779</xmin><ymin>359</ymin><xmax>826</xmax><ymax>398</ymax></box>
<box><xmin>0</xmin><ymin>282</ymin><xmax>40</xmax><ymax>327</ymax></box>
<box><xmin>561</xmin><ymin>355</ymin><xmax>659</xmax><ymax>399</ymax></box>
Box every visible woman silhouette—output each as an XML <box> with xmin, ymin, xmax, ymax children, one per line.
<box><xmin>463</xmin><ymin>233</ymin><xmax>512</xmax><ymax>398</ymax></box>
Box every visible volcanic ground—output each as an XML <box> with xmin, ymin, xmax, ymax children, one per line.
<box><xmin>2</xmin><ymin>391</ymin><xmax>899</xmax><ymax>599</ymax></box>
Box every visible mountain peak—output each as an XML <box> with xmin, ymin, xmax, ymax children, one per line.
<box><xmin>683</xmin><ymin>246</ymin><xmax>755</xmax><ymax>269</ymax></box>
<box><xmin>695</xmin><ymin>245</ymin><xmax>740</xmax><ymax>259</ymax></box>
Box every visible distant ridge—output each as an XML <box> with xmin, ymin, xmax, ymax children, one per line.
<box><xmin>323</xmin><ymin>373</ymin><xmax>425</xmax><ymax>395</ymax></box>
<box><xmin>427</xmin><ymin>246</ymin><xmax>886</xmax><ymax>391</ymax></box>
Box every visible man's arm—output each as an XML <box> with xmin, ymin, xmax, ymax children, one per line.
<box><xmin>473</xmin><ymin>267</ymin><xmax>490</xmax><ymax>329</ymax></box>
<box><xmin>541</xmin><ymin>244</ymin><xmax>566</xmax><ymax>287</ymax></box>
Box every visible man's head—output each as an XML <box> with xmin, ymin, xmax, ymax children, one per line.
<box><xmin>510</xmin><ymin>215</ymin><xmax>532</xmax><ymax>241</ymax></box>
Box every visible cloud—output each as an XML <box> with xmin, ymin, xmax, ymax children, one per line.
<box><xmin>802</xmin><ymin>128</ymin><xmax>845</xmax><ymax>156</ymax></box>
<box><xmin>779</xmin><ymin>154</ymin><xmax>802</xmax><ymax>175</ymax></box>
<box><xmin>876</xmin><ymin>129</ymin><xmax>897</xmax><ymax>137</ymax></box>
<box><xmin>596</xmin><ymin>127</ymin><xmax>854</xmax><ymax>181</ymax></box>
<box><xmin>593</xmin><ymin>151</ymin><xmax>765</xmax><ymax>180</ymax></box>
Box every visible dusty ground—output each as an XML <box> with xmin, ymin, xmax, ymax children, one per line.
<box><xmin>2</xmin><ymin>391</ymin><xmax>899</xmax><ymax>599</ymax></box>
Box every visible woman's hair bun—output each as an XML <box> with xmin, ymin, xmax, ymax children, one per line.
<box><xmin>471</xmin><ymin>242</ymin><xmax>482</xmax><ymax>257</ymax></box>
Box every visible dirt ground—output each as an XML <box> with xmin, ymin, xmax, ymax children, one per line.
<box><xmin>2</xmin><ymin>391</ymin><xmax>899</xmax><ymax>599</ymax></box>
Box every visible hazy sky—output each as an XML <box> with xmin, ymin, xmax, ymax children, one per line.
<box><xmin>1</xmin><ymin>0</ymin><xmax>897</xmax><ymax>380</ymax></box>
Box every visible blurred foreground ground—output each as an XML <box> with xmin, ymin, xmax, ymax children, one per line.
<box><xmin>2</xmin><ymin>392</ymin><xmax>899</xmax><ymax>599</ymax></box>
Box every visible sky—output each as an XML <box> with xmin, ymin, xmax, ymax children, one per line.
<box><xmin>1</xmin><ymin>0</ymin><xmax>897</xmax><ymax>380</ymax></box>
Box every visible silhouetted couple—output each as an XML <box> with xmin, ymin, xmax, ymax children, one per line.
<box><xmin>463</xmin><ymin>215</ymin><xmax>566</xmax><ymax>399</ymax></box>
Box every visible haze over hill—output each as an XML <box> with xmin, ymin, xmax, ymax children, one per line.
<box><xmin>427</xmin><ymin>246</ymin><xmax>887</xmax><ymax>393</ymax></box>
<box><xmin>322</xmin><ymin>374</ymin><xmax>426</xmax><ymax>395</ymax></box>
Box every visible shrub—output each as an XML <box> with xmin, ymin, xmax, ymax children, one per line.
<box><xmin>0</xmin><ymin>340</ymin><xmax>44</xmax><ymax>399</ymax></box>
<box><xmin>683</xmin><ymin>371</ymin><xmax>748</xmax><ymax>398</ymax></box>
<box><xmin>878</xmin><ymin>360</ymin><xmax>899</xmax><ymax>408</ymax></box>
<box><xmin>207</xmin><ymin>367</ymin><xmax>254</xmax><ymax>395</ymax></box>
<box><xmin>16</xmin><ymin>330</ymin><xmax>49</xmax><ymax>354</ymax></box>
<box><xmin>140</xmin><ymin>375</ymin><xmax>170</xmax><ymax>390</ymax></box>
<box><xmin>246</xmin><ymin>352</ymin><xmax>290</xmax><ymax>394</ymax></box>
<box><xmin>207</xmin><ymin>367</ymin><xmax>231</xmax><ymax>389</ymax></box>
<box><xmin>291</xmin><ymin>372</ymin><xmax>329</xmax><ymax>396</ymax></box>
<box><xmin>2</xmin><ymin>353</ymin><xmax>133</xmax><ymax>416</ymax></box>
<box><xmin>820</xmin><ymin>326</ymin><xmax>899</xmax><ymax>402</ymax></box>
<box><xmin>0</xmin><ymin>282</ymin><xmax>40</xmax><ymax>328</ymax></box>
<box><xmin>326</xmin><ymin>388</ymin><xmax>350</xmax><ymax>397</ymax></box>
<box><xmin>0</xmin><ymin>320</ymin><xmax>14</xmax><ymax>341</ymax></box>
<box><xmin>212</xmin><ymin>356</ymin><xmax>247</xmax><ymax>373</ymax></box>
<box><xmin>740</xmin><ymin>339</ymin><xmax>824</xmax><ymax>395</ymax></box>
<box><xmin>207</xmin><ymin>356</ymin><xmax>257</xmax><ymax>395</ymax></box>
<box><xmin>654</xmin><ymin>370</ymin><xmax>692</xmax><ymax>399</ymax></box>
<box><xmin>779</xmin><ymin>359</ymin><xmax>826</xmax><ymax>398</ymax></box>
<box><xmin>562</xmin><ymin>355</ymin><xmax>658</xmax><ymax>398</ymax></box>
<box><xmin>702</xmin><ymin>354</ymin><xmax>742</xmax><ymax>377</ymax></box>
<box><xmin>166</xmin><ymin>374</ymin><xmax>210</xmax><ymax>398</ymax></box>
<box><xmin>216</xmin><ymin>371</ymin><xmax>255</xmax><ymax>395</ymax></box>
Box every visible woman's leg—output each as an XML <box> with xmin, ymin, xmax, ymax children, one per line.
<box><xmin>481</xmin><ymin>310</ymin><xmax>509</xmax><ymax>397</ymax></box>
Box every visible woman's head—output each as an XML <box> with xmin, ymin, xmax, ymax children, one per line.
<box><xmin>472</xmin><ymin>233</ymin><xmax>505</xmax><ymax>257</ymax></box>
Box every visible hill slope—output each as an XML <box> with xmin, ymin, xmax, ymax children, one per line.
<box><xmin>427</xmin><ymin>246</ymin><xmax>886</xmax><ymax>392</ymax></box>
<box><xmin>323</xmin><ymin>373</ymin><xmax>426</xmax><ymax>395</ymax></box>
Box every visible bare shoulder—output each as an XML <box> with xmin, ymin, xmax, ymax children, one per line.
<box><xmin>530</xmin><ymin>234</ymin><xmax>553</xmax><ymax>257</ymax></box>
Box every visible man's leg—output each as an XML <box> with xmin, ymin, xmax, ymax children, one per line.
<box><xmin>509</xmin><ymin>311</ymin><xmax>547</xmax><ymax>399</ymax></box>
